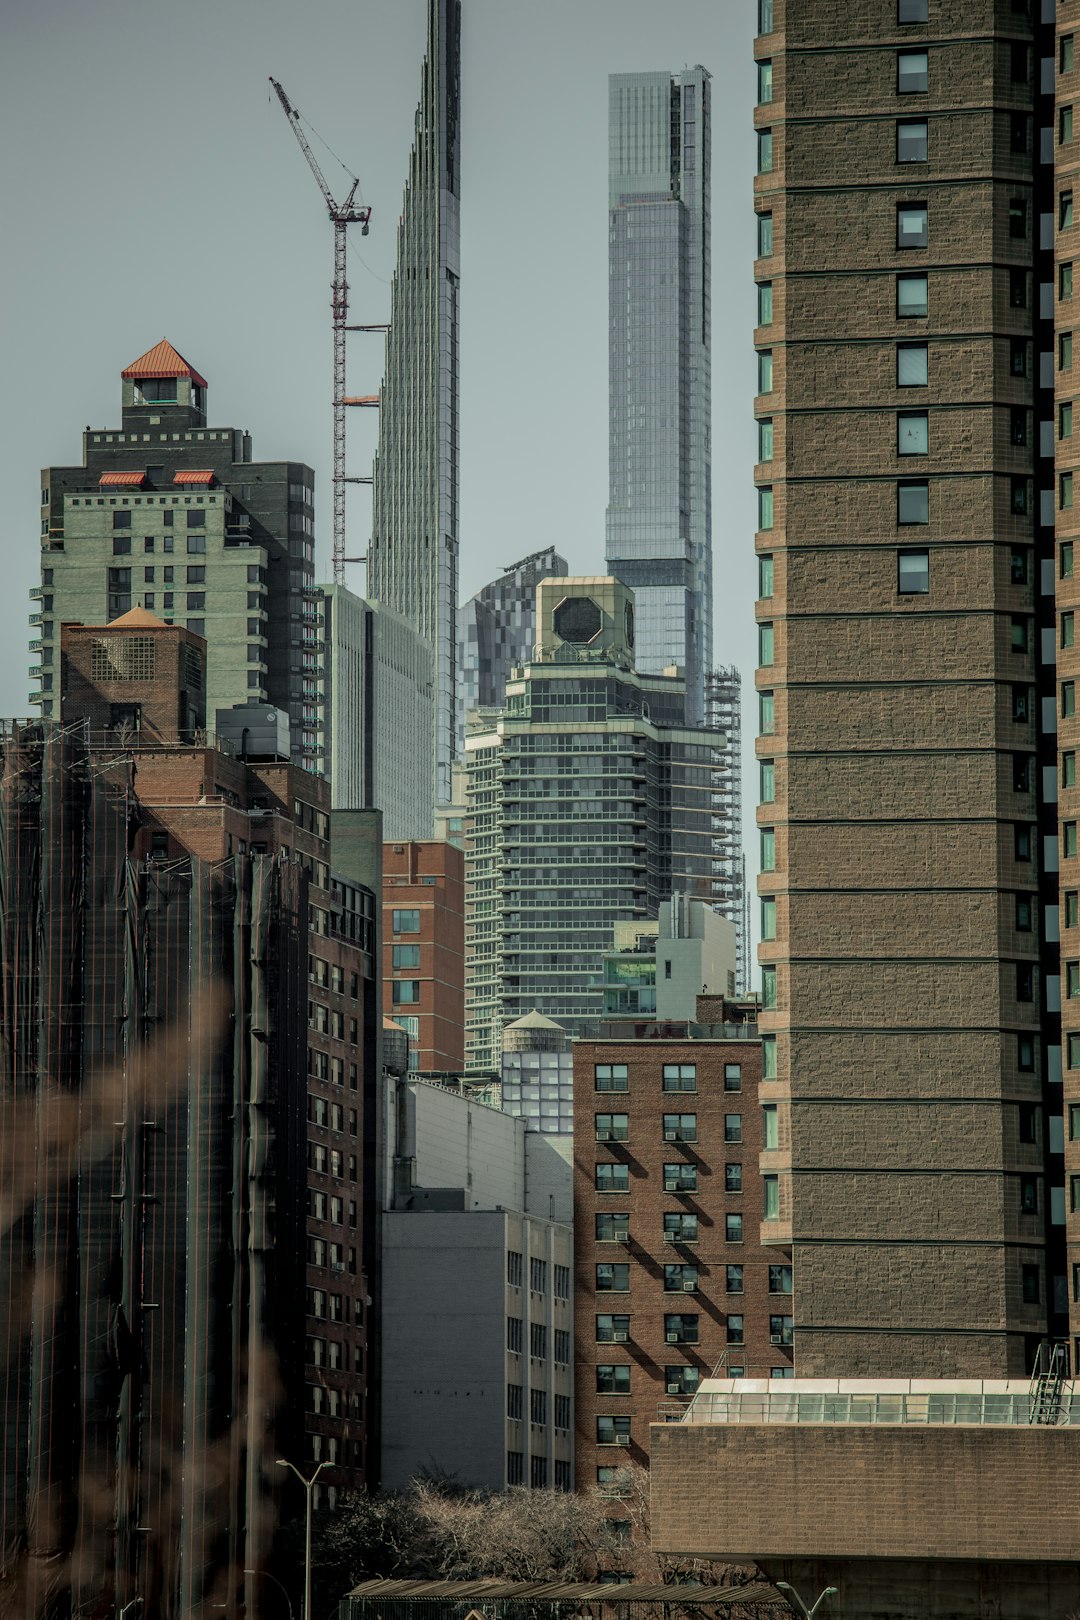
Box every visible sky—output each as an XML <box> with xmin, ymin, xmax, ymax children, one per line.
<box><xmin>1</xmin><ymin>0</ymin><xmax>759</xmax><ymax>940</ymax></box>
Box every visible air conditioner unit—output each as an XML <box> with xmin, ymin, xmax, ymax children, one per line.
<box><xmin>614</xmin><ymin>1433</ymin><xmax>631</xmax><ymax>1446</ymax></box>
<box><xmin>666</xmin><ymin>1332</ymin><xmax>680</xmax><ymax>1343</ymax></box>
<box><xmin>770</xmin><ymin>1334</ymin><xmax>784</xmax><ymax>1345</ymax></box>
<box><xmin>683</xmin><ymin>1280</ymin><xmax>697</xmax><ymax>1292</ymax></box>
<box><xmin>664</xmin><ymin>1130</ymin><xmax>679</xmax><ymax>1141</ymax></box>
<box><xmin>330</xmin><ymin>1261</ymin><xmax>345</xmax><ymax>1273</ymax></box>
<box><xmin>663</xmin><ymin>1179</ymin><xmax>679</xmax><ymax>1192</ymax></box>
<box><xmin>612</xmin><ymin>1331</ymin><xmax>629</xmax><ymax>1343</ymax></box>
<box><xmin>666</xmin><ymin>1383</ymin><xmax>682</xmax><ymax>1395</ymax></box>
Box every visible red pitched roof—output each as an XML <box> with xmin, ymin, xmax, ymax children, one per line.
<box><xmin>99</xmin><ymin>470</ymin><xmax>147</xmax><ymax>488</ymax></box>
<box><xmin>121</xmin><ymin>339</ymin><xmax>208</xmax><ymax>389</ymax></box>
<box><xmin>173</xmin><ymin>469</ymin><xmax>215</xmax><ymax>486</ymax></box>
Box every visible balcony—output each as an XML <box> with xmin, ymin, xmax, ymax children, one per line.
<box><xmin>28</xmin><ymin>586</ymin><xmax>42</xmax><ymax>600</ymax></box>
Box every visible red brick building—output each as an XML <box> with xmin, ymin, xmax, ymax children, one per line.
<box><xmin>382</xmin><ymin>839</ymin><xmax>464</xmax><ymax>1073</ymax></box>
<box><xmin>573</xmin><ymin>1025</ymin><xmax>786</xmax><ymax>1493</ymax></box>
<box><xmin>61</xmin><ymin>611</ymin><xmax>377</xmax><ymax>1497</ymax></box>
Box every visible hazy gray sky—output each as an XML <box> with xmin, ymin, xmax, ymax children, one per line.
<box><xmin>1</xmin><ymin>0</ymin><xmax>758</xmax><ymax>907</ymax></box>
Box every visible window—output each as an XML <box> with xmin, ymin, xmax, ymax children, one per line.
<box><xmin>769</xmin><ymin>1264</ymin><xmax>794</xmax><ymax>1294</ymax></box>
<box><xmin>665</xmin><ymin>1365</ymin><xmax>701</xmax><ymax>1396</ymax></box>
<box><xmin>761</xmin><ymin>760</ymin><xmax>776</xmax><ymax>802</ymax></box>
<box><xmin>758</xmin><ymin>283</ymin><xmax>773</xmax><ymax>325</ymax></box>
<box><xmin>758</xmin><ymin>212</ymin><xmax>773</xmax><ymax>256</ymax></box>
<box><xmin>1065</xmin><ymin>107</ymin><xmax>1076</xmax><ymax>149</ymax></box>
<box><xmin>1065</xmin><ymin>683</ymin><xmax>1077</xmax><ymax>720</ymax></box>
<box><xmin>1069</xmin><ymin>961</ymin><xmax>1080</xmax><ymax>1000</ymax></box>
<box><xmin>663</xmin><ymin>1113</ymin><xmax>697</xmax><ymax>1143</ymax></box>
<box><xmin>664</xmin><ymin>1212</ymin><xmax>698</xmax><ymax>1244</ymax></box>
<box><xmin>597</xmin><ymin>1364</ymin><xmax>631</xmax><ymax>1394</ymax></box>
<box><xmin>597</xmin><ymin>1415</ymin><xmax>632</xmax><ymax>1446</ymax></box>
<box><xmin>758</xmin><ymin>419</ymin><xmax>774</xmax><ymax>462</ymax></box>
<box><xmin>1011</xmin><ymin>111</ymin><xmax>1030</xmax><ymax>154</ymax></box>
<box><xmin>597</xmin><ymin>1211</ymin><xmax>629</xmax><ymax>1244</ymax></box>
<box><xmin>757</xmin><ymin>130</ymin><xmax>773</xmax><ymax>174</ymax></box>
<box><xmin>391</xmin><ymin>980</ymin><xmax>420</xmax><ymax>1005</ymax></box>
<box><xmin>596</xmin><ymin>1163</ymin><xmax>630</xmax><ymax>1192</ymax></box>
<box><xmin>595</xmin><ymin>1063</ymin><xmax>629</xmax><ymax>1092</ymax></box>
<box><xmin>554</xmin><ymin>1263</ymin><xmax>570</xmax><ymax>1299</ymax></box>
<box><xmin>726</xmin><ymin>1213</ymin><xmax>744</xmax><ymax>1243</ymax></box>
<box><xmin>759</xmin><ymin>623</ymin><xmax>774</xmax><ymax>665</ymax></box>
<box><xmin>897</xmin><ymin>343</ymin><xmax>928</xmax><ymax>386</ymax></box>
<box><xmin>898</xmin><ymin>0</ymin><xmax>927</xmax><ymax>18</ymax></box>
<box><xmin>664</xmin><ymin>1162</ymin><xmax>698</xmax><ymax>1192</ymax></box>
<box><xmin>896</xmin><ymin>120</ymin><xmax>927</xmax><ymax>162</ymax></box>
<box><xmin>764</xmin><ymin>1175</ymin><xmax>780</xmax><ymax>1219</ymax></box>
<box><xmin>897</xmin><ymin>274</ymin><xmax>928</xmax><ymax>317</ymax></box>
<box><xmin>1022</xmin><ymin>1175</ymin><xmax>1039</xmax><ymax>1214</ymax></box>
<box><xmin>507</xmin><ymin>1250</ymin><xmax>523</xmax><ymax>1287</ymax></box>
<box><xmin>664</xmin><ymin>1314</ymin><xmax>699</xmax><ymax>1345</ymax></box>
<box><xmin>554</xmin><ymin>1328</ymin><xmax>570</xmax><ymax>1362</ymax></box>
<box><xmin>1011</xmin><ymin>547</ymin><xmax>1029</xmax><ymax>585</ymax></box>
<box><xmin>758</xmin><ymin>351</ymin><xmax>774</xmax><ymax>393</ymax></box>
<box><xmin>725</xmin><ymin>1164</ymin><xmax>743</xmax><ymax>1193</ymax></box>
<box><xmin>507</xmin><ymin>1316</ymin><xmax>523</xmax><ymax>1353</ymax></box>
<box><xmin>1069</xmin><ymin>892</ymin><xmax>1080</xmax><ymax>931</ymax></box>
<box><xmin>1062</xmin><ymin>332</ymin><xmax>1073</xmax><ymax>371</ymax></box>
<box><xmin>596</xmin><ymin>1113</ymin><xmax>629</xmax><ymax>1142</ymax></box>
<box><xmin>763</xmin><ymin>1103</ymin><xmax>779</xmax><ymax>1150</ymax></box>
<box><xmin>1011</xmin><ymin>406</ymin><xmax>1028</xmax><ymax>448</ymax></box>
<box><xmin>1062</xmin><ymin>822</ymin><xmax>1076</xmax><ymax>858</ymax></box>
<box><xmin>1067</xmin><ymin>755</ymin><xmax>1079</xmax><ymax>792</ymax></box>
<box><xmin>596</xmin><ymin>1314</ymin><xmax>630</xmax><ymax>1343</ymax></box>
<box><xmin>770</xmin><ymin>1314</ymin><xmax>795</xmax><ymax>1346</ymax></box>
<box><xmin>1063</xmin><ymin>35</ymin><xmax>1076</xmax><ymax>75</ymax></box>
<box><xmin>1064</xmin><ymin>405</ymin><xmax>1075</xmax><ymax>443</ymax></box>
<box><xmin>1016</xmin><ymin>894</ymin><xmax>1032</xmax><ymax>931</ymax></box>
<box><xmin>1016</xmin><ymin>963</ymin><xmax>1034</xmax><ymax>1002</ymax></box>
<box><xmin>1019</xmin><ymin>1104</ymin><xmax>1038</xmax><ymax>1145</ymax></box>
<box><xmin>759</xmin><ymin>487</ymin><xmax>774</xmax><ymax>530</ymax></box>
<box><xmin>758</xmin><ymin>557</ymin><xmax>775</xmax><ymax>602</ymax></box>
<box><xmin>530</xmin><ymin>1256</ymin><xmax>548</xmax><ymax>1294</ymax></box>
<box><xmin>392</xmin><ymin>909</ymin><xmax>420</xmax><ymax>933</ymax></box>
<box><xmin>1009</xmin><ymin>198</ymin><xmax>1027</xmax><ymax>239</ymax></box>
<box><xmin>1010</xmin><ymin>268</ymin><xmax>1028</xmax><ymax>309</ymax></box>
<box><xmin>898</xmin><ymin>549</ymin><xmax>929</xmax><ymax>593</ymax></box>
<box><xmin>1064</xmin><ymin>193</ymin><xmax>1076</xmax><ymax>233</ymax></box>
<box><xmin>663</xmin><ymin>1063</ymin><xmax>697</xmax><ymax>1092</ymax></box>
<box><xmin>530</xmin><ymin>1322</ymin><xmax>547</xmax><ymax>1359</ymax></box>
<box><xmin>762</xmin><ymin>965</ymin><xmax>777</xmax><ymax>1009</ymax></box>
<box><xmin>763</xmin><ymin>1035</ymin><xmax>777</xmax><ymax>1078</ymax></box>
<box><xmin>897</xmin><ymin>50</ymin><xmax>928</xmax><ymax>92</ymax></box>
<box><xmin>664</xmin><ymin>1262</ymin><xmax>698</xmax><ymax>1290</ymax></box>
<box><xmin>898</xmin><ymin>412</ymin><xmax>928</xmax><ymax>455</ymax></box>
<box><xmin>724</xmin><ymin>1114</ymin><xmax>743</xmax><ymax>1143</ymax></box>
<box><xmin>758</xmin><ymin>59</ymin><xmax>773</xmax><ymax>103</ymax></box>
<box><xmin>726</xmin><ymin>1061</ymin><xmax>745</xmax><ymax>1090</ymax></box>
<box><xmin>761</xmin><ymin>897</ymin><xmax>777</xmax><ymax>940</ymax></box>
<box><xmin>392</xmin><ymin>944</ymin><xmax>420</xmax><ymax>968</ymax></box>
<box><xmin>1011</xmin><ymin>337</ymin><xmax>1028</xmax><ymax>376</ymax></box>
<box><xmin>1012</xmin><ymin>617</ymin><xmax>1030</xmax><ymax>654</ymax></box>
<box><xmin>507</xmin><ymin>1383</ymin><xmax>523</xmax><ymax>1420</ymax></box>
<box><xmin>897</xmin><ymin>203</ymin><xmax>928</xmax><ymax>247</ymax></box>
<box><xmin>726</xmin><ymin>1315</ymin><xmax>745</xmax><ymax>1346</ymax></box>
<box><xmin>1064</xmin><ymin>473</ymin><xmax>1075</xmax><ymax>511</ymax></box>
<box><xmin>596</xmin><ymin>1263</ymin><xmax>630</xmax><ymax>1292</ymax></box>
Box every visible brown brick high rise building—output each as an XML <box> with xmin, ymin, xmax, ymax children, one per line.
<box><xmin>573</xmin><ymin>1025</ymin><xmax>781</xmax><ymax>1494</ymax></box>
<box><xmin>382</xmin><ymin>838</ymin><xmax>465</xmax><ymax>1074</ymax></box>
<box><xmin>755</xmin><ymin>0</ymin><xmax>1068</xmax><ymax>1375</ymax></box>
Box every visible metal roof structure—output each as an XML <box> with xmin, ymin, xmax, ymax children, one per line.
<box><xmin>121</xmin><ymin>338</ymin><xmax>209</xmax><ymax>387</ymax></box>
<box><xmin>341</xmin><ymin>1577</ymin><xmax>788</xmax><ymax>1607</ymax></box>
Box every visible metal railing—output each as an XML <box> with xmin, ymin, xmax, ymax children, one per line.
<box><xmin>680</xmin><ymin>1388</ymin><xmax>1080</xmax><ymax>1428</ymax></box>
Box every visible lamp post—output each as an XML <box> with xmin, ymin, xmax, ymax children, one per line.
<box><xmin>276</xmin><ymin>1457</ymin><xmax>328</xmax><ymax>1620</ymax></box>
<box><xmin>776</xmin><ymin>1583</ymin><xmax>838</xmax><ymax>1620</ymax></box>
<box><xmin>244</xmin><ymin>1568</ymin><xmax>297</xmax><ymax>1620</ymax></box>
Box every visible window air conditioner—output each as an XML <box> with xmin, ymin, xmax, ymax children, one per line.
<box><xmin>614</xmin><ymin>1433</ymin><xmax>631</xmax><ymax>1446</ymax></box>
<box><xmin>683</xmin><ymin>1280</ymin><xmax>697</xmax><ymax>1292</ymax></box>
<box><xmin>666</xmin><ymin>1383</ymin><xmax>681</xmax><ymax>1395</ymax></box>
<box><xmin>331</xmin><ymin>1261</ymin><xmax>345</xmax><ymax>1273</ymax></box>
<box><xmin>663</xmin><ymin>1179</ymin><xmax>679</xmax><ymax>1192</ymax></box>
<box><xmin>770</xmin><ymin>1334</ymin><xmax>784</xmax><ymax>1345</ymax></box>
<box><xmin>612</xmin><ymin>1330</ymin><xmax>629</xmax><ymax>1342</ymax></box>
<box><xmin>664</xmin><ymin>1130</ymin><xmax>679</xmax><ymax>1141</ymax></box>
<box><xmin>666</xmin><ymin>1332</ymin><xmax>680</xmax><ymax>1343</ymax></box>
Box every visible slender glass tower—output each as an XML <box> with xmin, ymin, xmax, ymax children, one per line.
<box><xmin>368</xmin><ymin>0</ymin><xmax>461</xmax><ymax>811</ymax></box>
<box><xmin>606</xmin><ymin>68</ymin><xmax>712</xmax><ymax>725</ymax></box>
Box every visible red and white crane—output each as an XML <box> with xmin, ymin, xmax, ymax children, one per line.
<box><xmin>270</xmin><ymin>77</ymin><xmax>382</xmax><ymax>587</ymax></box>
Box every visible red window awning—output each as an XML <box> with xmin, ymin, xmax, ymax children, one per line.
<box><xmin>99</xmin><ymin>470</ymin><xmax>147</xmax><ymax>488</ymax></box>
<box><xmin>173</xmin><ymin>470</ymin><xmax>216</xmax><ymax>487</ymax></box>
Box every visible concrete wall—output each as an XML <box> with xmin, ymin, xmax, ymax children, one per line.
<box><xmin>408</xmin><ymin>1083</ymin><xmax>526</xmax><ymax>1212</ymax></box>
<box><xmin>525</xmin><ymin>1131</ymin><xmax>573</xmax><ymax>1225</ymax></box>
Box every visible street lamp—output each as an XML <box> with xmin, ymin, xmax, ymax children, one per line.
<box><xmin>245</xmin><ymin>1567</ymin><xmax>297</xmax><ymax>1620</ymax></box>
<box><xmin>776</xmin><ymin>1583</ymin><xmax>838</xmax><ymax>1620</ymax></box>
<box><xmin>276</xmin><ymin>1457</ymin><xmax>329</xmax><ymax>1620</ymax></box>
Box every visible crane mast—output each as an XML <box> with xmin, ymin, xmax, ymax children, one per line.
<box><xmin>270</xmin><ymin>77</ymin><xmax>374</xmax><ymax>588</ymax></box>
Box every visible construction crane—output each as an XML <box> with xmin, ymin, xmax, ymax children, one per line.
<box><xmin>270</xmin><ymin>77</ymin><xmax>377</xmax><ymax>587</ymax></box>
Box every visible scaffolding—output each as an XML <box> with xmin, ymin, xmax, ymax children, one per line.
<box><xmin>705</xmin><ymin>666</ymin><xmax>748</xmax><ymax>993</ymax></box>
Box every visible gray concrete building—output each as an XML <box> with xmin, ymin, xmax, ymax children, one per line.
<box><xmin>34</xmin><ymin>339</ymin><xmax>320</xmax><ymax>770</ymax></box>
<box><xmin>464</xmin><ymin>577</ymin><xmax>730</xmax><ymax>1071</ymax></box>
<box><xmin>379</xmin><ymin>1069</ymin><xmax>573</xmax><ymax>1490</ymax></box>
<box><xmin>607</xmin><ymin>68</ymin><xmax>712</xmax><ymax>723</ymax></box>
<box><xmin>457</xmin><ymin>546</ymin><xmax>569</xmax><ymax>753</ymax></box>
<box><xmin>320</xmin><ymin>583</ymin><xmax>435</xmax><ymax>836</ymax></box>
<box><xmin>367</xmin><ymin>0</ymin><xmax>461</xmax><ymax>810</ymax></box>
<box><xmin>603</xmin><ymin>893</ymin><xmax>737</xmax><ymax>1021</ymax></box>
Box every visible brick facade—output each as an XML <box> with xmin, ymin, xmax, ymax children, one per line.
<box><xmin>382</xmin><ymin>838</ymin><xmax>465</xmax><ymax>1073</ymax></box>
<box><xmin>573</xmin><ymin>1037</ymin><xmax>783</xmax><ymax>1493</ymax></box>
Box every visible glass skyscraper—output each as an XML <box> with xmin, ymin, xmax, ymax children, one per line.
<box><xmin>457</xmin><ymin>545</ymin><xmax>568</xmax><ymax>752</ymax></box>
<box><xmin>368</xmin><ymin>0</ymin><xmax>461</xmax><ymax>811</ymax></box>
<box><xmin>606</xmin><ymin>68</ymin><xmax>712</xmax><ymax>725</ymax></box>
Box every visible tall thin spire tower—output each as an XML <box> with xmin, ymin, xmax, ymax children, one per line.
<box><xmin>367</xmin><ymin>0</ymin><xmax>462</xmax><ymax>813</ymax></box>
